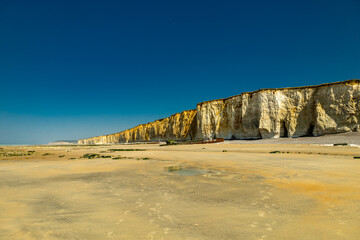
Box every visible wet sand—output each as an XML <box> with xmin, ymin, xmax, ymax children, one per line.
<box><xmin>0</xmin><ymin>143</ymin><xmax>360</xmax><ymax>240</ymax></box>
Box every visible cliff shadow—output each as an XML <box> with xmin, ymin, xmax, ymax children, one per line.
<box><xmin>292</xmin><ymin>96</ymin><xmax>316</xmax><ymax>137</ymax></box>
<box><xmin>187</xmin><ymin>113</ymin><xmax>198</xmax><ymax>140</ymax></box>
<box><xmin>240</xmin><ymin>94</ymin><xmax>261</xmax><ymax>139</ymax></box>
<box><xmin>280</xmin><ymin>121</ymin><xmax>288</xmax><ymax>138</ymax></box>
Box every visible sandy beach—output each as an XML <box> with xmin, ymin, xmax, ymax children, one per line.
<box><xmin>0</xmin><ymin>139</ymin><xmax>360</xmax><ymax>240</ymax></box>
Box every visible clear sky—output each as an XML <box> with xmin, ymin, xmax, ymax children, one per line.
<box><xmin>1</xmin><ymin>0</ymin><xmax>359</xmax><ymax>144</ymax></box>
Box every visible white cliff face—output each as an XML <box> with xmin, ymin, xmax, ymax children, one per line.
<box><xmin>313</xmin><ymin>83</ymin><xmax>360</xmax><ymax>135</ymax></box>
<box><xmin>194</xmin><ymin>80</ymin><xmax>360</xmax><ymax>140</ymax></box>
<box><xmin>78</xmin><ymin>110</ymin><xmax>197</xmax><ymax>144</ymax></box>
<box><xmin>79</xmin><ymin>80</ymin><xmax>360</xmax><ymax>144</ymax></box>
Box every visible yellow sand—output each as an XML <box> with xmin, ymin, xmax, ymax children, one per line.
<box><xmin>0</xmin><ymin>143</ymin><xmax>359</xmax><ymax>240</ymax></box>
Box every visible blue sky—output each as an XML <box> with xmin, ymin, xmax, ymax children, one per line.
<box><xmin>1</xmin><ymin>0</ymin><xmax>359</xmax><ymax>144</ymax></box>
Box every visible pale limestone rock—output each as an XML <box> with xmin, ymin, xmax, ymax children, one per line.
<box><xmin>194</xmin><ymin>80</ymin><xmax>360</xmax><ymax>140</ymax></box>
<box><xmin>78</xmin><ymin>80</ymin><xmax>360</xmax><ymax>144</ymax></box>
<box><xmin>78</xmin><ymin>110</ymin><xmax>197</xmax><ymax>144</ymax></box>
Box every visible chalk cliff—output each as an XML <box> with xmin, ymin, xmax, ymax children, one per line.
<box><xmin>78</xmin><ymin>110</ymin><xmax>197</xmax><ymax>144</ymax></box>
<box><xmin>78</xmin><ymin>80</ymin><xmax>360</xmax><ymax>144</ymax></box>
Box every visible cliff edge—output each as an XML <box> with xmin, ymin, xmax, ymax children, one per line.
<box><xmin>79</xmin><ymin>80</ymin><xmax>360</xmax><ymax>144</ymax></box>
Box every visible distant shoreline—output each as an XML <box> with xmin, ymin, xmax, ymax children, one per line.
<box><xmin>4</xmin><ymin>132</ymin><xmax>360</xmax><ymax>147</ymax></box>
